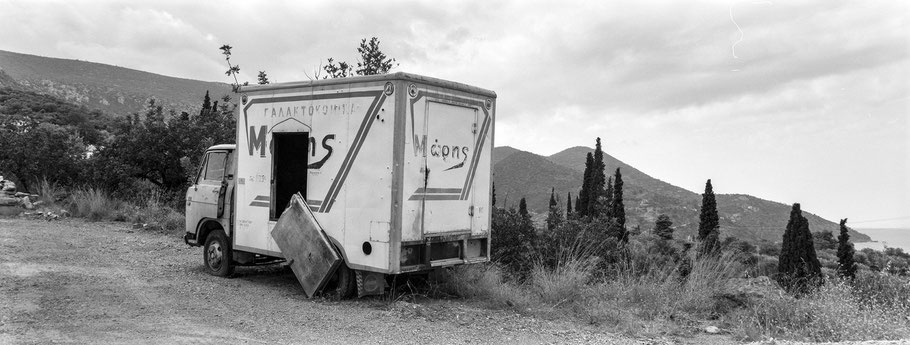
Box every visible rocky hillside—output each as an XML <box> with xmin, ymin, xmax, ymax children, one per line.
<box><xmin>0</xmin><ymin>50</ymin><xmax>230</xmax><ymax>116</ymax></box>
<box><xmin>493</xmin><ymin>146</ymin><xmax>870</xmax><ymax>243</ymax></box>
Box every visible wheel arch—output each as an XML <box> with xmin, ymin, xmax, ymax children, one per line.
<box><xmin>196</xmin><ymin>218</ymin><xmax>227</xmax><ymax>246</ymax></box>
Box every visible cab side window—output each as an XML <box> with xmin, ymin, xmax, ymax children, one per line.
<box><xmin>202</xmin><ymin>152</ymin><xmax>228</xmax><ymax>182</ymax></box>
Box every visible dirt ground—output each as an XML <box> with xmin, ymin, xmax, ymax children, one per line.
<box><xmin>0</xmin><ymin>217</ymin><xmax>711</xmax><ymax>344</ymax></box>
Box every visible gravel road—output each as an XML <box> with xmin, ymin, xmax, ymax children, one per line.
<box><xmin>0</xmin><ymin>217</ymin><xmax>655</xmax><ymax>344</ymax></box>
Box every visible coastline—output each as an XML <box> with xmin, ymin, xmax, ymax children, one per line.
<box><xmin>854</xmin><ymin>228</ymin><xmax>910</xmax><ymax>252</ymax></box>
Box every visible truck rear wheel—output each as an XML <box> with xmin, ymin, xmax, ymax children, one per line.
<box><xmin>204</xmin><ymin>230</ymin><xmax>234</xmax><ymax>277</ymax></box>
<box><xmin>325</xmin><ymin>264</ymin><xmax>356</xmax><ymax>299</ymax></box>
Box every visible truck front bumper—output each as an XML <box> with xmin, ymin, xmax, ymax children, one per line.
<box><xmin>183</xmin><ymin>232</ymin><xmax>198</xmax><ymax>247</ymax></box>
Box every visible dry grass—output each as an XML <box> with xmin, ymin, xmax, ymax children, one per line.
<box><xmin>68</xmin><ymin>187</ymin><xmax>125</xmax><ymax>221</ymax></box>
<box><xmin>34</xmin><ymin>178</ymin><xmax>64</xmax><ymax>207</ymax></box>
<box><xmin>730</xmin><ymin>279</ymin><xmax>910</xmax><ymax>342</ymax></box>
<box><xmin>125</xmin><ymin>190</ymin><xmax>185</xmax><ymax>233</ymax></box>
<box><xmin>439</xmin><ymin>245</ymin><xmax>908</xmax><ymax>341</ymax></box>
<box><xmin>440</xmin><ymin>264</ymin><xmax>534</xmax><ymax>309</ymax></box>
<box><xmin>64</xmin><ymin>186</ymin><xmax>184</xmax><ymax>233</ymax></box>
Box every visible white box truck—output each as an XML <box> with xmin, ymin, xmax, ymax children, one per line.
<box><xmin>184</xmin><ymin>72</ymin><xmax>495</xmax><ymax>297</ymax></box>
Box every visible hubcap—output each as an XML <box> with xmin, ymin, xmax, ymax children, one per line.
<box><xmin>207</xmin><ymin>242</ymin><xmax>223</xmax><ymax>268</ymax></box>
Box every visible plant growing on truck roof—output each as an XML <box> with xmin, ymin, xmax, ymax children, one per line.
<box><xmin>323</xmin><ymin>37</ymin><xmax>398</xmax><ymax>79</ymax></box>
<box><xmin>219</xmin><ymin>44</ymin><xmax>250</xmax><ymax>93</ymax></box>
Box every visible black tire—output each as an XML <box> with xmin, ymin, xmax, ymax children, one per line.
<box><xmin>325</xmin><ymin>263</ymin><xmax>356</xmax><ymax>299</ymax></box>
<box><xmin>203</xmin><ymin>230</ymin><xmax>234</xmax><ymax>277</ymax></box>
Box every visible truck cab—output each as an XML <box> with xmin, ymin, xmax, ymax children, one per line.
<box><xmin>184</xmin><ymin>144</ymin><xmax>239</xmax><ymax>275</ymax></box>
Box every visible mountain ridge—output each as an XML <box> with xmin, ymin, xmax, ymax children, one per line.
<box><xmin>493</xmin><ymin>145</ymin><xmax>870</xmax><ymax>243</ymax></box>
<box><xmin>0</xmin><ymin>50</ymin><xmax>230</xmax><ymax>116</ymax></box>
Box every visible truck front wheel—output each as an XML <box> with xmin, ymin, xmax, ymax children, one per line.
<box><xmin>203</xmin><ymin>230</ymin><xmax>234</xmax><ymax>277</ymax></box>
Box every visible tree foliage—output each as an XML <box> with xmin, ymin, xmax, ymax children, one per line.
<box><xmin>546</xmin><ymin>188</ymin><xmax>563</xmax><ymax>231</ymax></box>
<box><xmin>577</xmin><ymin>152</ymin><xmax>594</xmax><ymax>218</ymax></box>
<box><xmin>813</xmin><ymin>230</ymin><xmax>837</xmax><ymax>250</ymax></box>
<box><xmin>587</xmin><ymin>138</ymin><xmax>606</xmax><ymax>217</ymax></box>
<box><xmin>778</xmin><ymin>203</ymin><xmax>823</xmax><ymax>294</ymax></box>
<box><xmin>491</xmin><ymin>206</ymin><xmax>537</xmax><ymax>275</ymax></box>
<box><xmin>0</xmin><ymin>88</ymin><xmax>112</xmax><ymax>191</ymax></box>
<box><xmin>697</xmin><ymin>179</ymin><xmax>720</xmax><ymax>256</ymax></box>
<box><xmin>257</xmin><ymin>71</ymin><xmax>270</xmax><ymax>85</ymax></box>
<box><xmin>611</xmin><ymin>168</ymin><xmax>626</xmax><ymax>232</ymax></box>
<box><xmin>653</xmin><ymin>214</ymin><xmax>674</xmax><ymax>240</ymax></box>
<box><xmin>324</xmin><ymin>37</ymin><xmax>398</xmax><ymax>78</ymax></box>
<box><xmin>837</xmin><ymin>218</ymin><xmax>857</xmax><ymax>280</ymax></box>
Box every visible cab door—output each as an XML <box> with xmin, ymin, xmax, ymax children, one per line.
<box><xmin>186</xmin><ymin>151</ymin><xmax>230</xmax><ymax>234</ymax></box>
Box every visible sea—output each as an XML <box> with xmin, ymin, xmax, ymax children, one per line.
<box><xmin>854</xmin><ymin>228</ymin><xmax>910</xmax><ymax>252</ymax></box>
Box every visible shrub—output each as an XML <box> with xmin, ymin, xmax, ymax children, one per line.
<box><xmin>127</xmin><ymin>190</ymin><xmax>185</xmax><ymax>233</ymax></box>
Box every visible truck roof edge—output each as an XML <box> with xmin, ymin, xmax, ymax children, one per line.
<box><xmin>238</xmin><ymin>72</ymin><xmax>497</xmax><ymax>98</ymax></box>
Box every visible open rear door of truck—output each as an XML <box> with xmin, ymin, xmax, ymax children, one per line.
<box><xmin>270</xmin><ymin>193</ymin><xmax>342</xmax><ymax>298</ymax></box>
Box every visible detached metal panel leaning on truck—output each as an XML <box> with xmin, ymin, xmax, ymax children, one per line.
<box><xmin>183</xmin><ymin>72</ymin><xmax>495</xmax><ymax>296</ymax></box>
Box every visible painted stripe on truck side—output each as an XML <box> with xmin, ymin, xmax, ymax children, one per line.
<box><xmin>320</xmin><ymin>91</ymin><xmax>387</xmax><ymax>213</ymax></box>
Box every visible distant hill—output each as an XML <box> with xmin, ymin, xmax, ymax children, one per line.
<box><xmin>493</xmin><ymin>146</ymin><xmax>870</xmax><ymax>243</ymax></box>
<box><xmin>0</xmin><ymin>50</ymin><xmax>230</xmax><ymax>116</ymax></box>
<box><xmin>492</xmin><ymin>146</ymin><xmax>520</xmax><ymax>166</ymax></box>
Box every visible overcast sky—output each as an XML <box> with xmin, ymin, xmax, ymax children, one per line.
<box><xmin>1</xmin><ymin>0</ymin><xmax>908</xmax><ymax>228</ymax></box>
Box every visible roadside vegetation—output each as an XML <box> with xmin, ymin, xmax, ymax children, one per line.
<box><xmin>439</xmin><ymin>138</ymin><xmax>910</xmax><ymax>342</ymax></box>
<box><xmin>0</xmin><ymin>85</ymin><xmax>231</xmax><ymax>233</ymax></box>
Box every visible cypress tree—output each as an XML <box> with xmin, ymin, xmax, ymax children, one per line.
<box><xmin>577</xmin><ymin>152</ymin><xmax>594</xmax><ymax>217</ymax></box>
<box><xmin>546</xmin><ymin>188</ymin><xmax>563</xmax><ymax>231</ymax></box>
<box><xmin>837</xmin><ymin>218</ymin><xmax>857</xmax><ymax>280</ymax></box>
<box><xmin>611</xmin><ymin>168</ymin><xmax>625</xmax><ymax>230</ymax></box>
<box><xmin>606</xmin><ymin>168</ymin><xmax>627</xmax><ymax>242</ymax></box>
<box><xmin>604</xmin><ymin>177</ymin><xmax>614</xmax><ymax>217</ymax></box>
<box><xmin>653</xmin><ymin>214</ymin><xmax>674</xmax><ymax>240</ymax></box>
<box><xmin>518</xmin><ymin>197</ymin><xmax>537</xmax><ymax>253</ymax></box>
<box><xmin>202</xmin><ymin>91</ymin><xmax>212</xmax><ymax>111</ymax></box>
<box><xmin>492</xmin><ymin>182</ymin><xmax>496</xmax><ymax>207</ymax></box>
<box><xmin>777</xmin><ymin>203</ymin><xmax>823</xmax><ymax>294</ymax></box>
<box><xmin>587</xmin><ymin>138</ymin><xmax>606</xmax><ymax>218</ymax></box>
<box><xmin>697</xmin><ymin>179</ymin><xmax>718</xmax><ymax>240</ymax></box>
<box><xmin>566</xmin><ymin>192</ymin><xmax>572</xmax><ymax>215</ymax></box>
<box><xmin>697</xmin><ymin>179</ymin><xmax>720</xmax><ymax>256</ymax></box>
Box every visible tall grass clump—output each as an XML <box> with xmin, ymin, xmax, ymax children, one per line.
<box><xmin>35</xmin><ymin>178</ymin><xmax>65</xmax><ymax>206</ymax></box>
<box><xmin>531</xmin><ymin>257</ymin><xmax>595</xmax><ymax>307</ymax></box>
<box><xmin>68</xmin><ymin>187</ymin><xmax>123</xmax><ymax>221</ymax></box>
<box><xmin>730</xmin><ymin>279</ymin><xmax>910</xmax><ymax>341</ymax></box>
<box><xmin>439</xmin><ymin>263</ymin><xmax>534</xmax><ymax>309</ymax></box>
<box><xmin>677</xmin><ymin>250</ymin><xmax>748</xmax><ymax>314</ymax></box>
